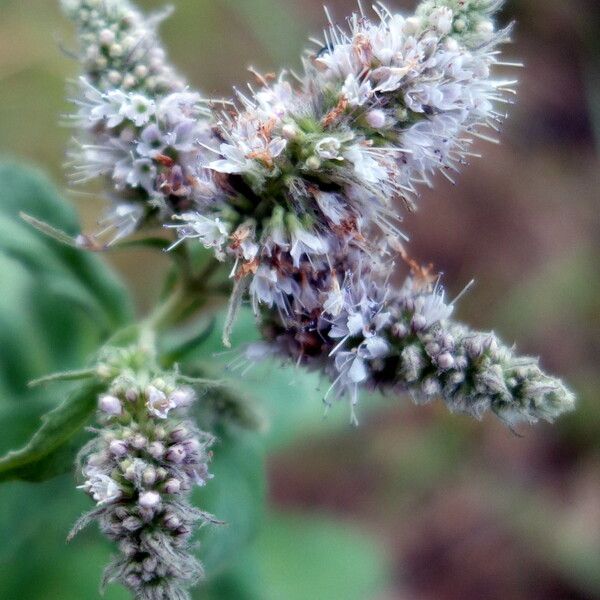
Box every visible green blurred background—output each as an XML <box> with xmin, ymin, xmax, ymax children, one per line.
<box><xmin>0</xmin><ymin>0</ymin><xmax>599</xmax><ymax>598</ymax></box>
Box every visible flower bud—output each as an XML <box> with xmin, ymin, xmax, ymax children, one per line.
<box><xmin>99</xmin><ymin>394</ymin><xmax>122</xmax><ymax>416</ymax></box>
<box><xmin>142</xmin><ymin>467</ymin><xmax>157</xmax><ymax>486</ymax></box>
<box><xmin>138</xmin><ymin>491</ymin><xmax>160</xmax><ymax>509</ymax></box>
<box><xmin>169</xmin><ymin>387</ymin><xmax>195</xmax><ymax>408</ymax></box>
<box><xmin>365</xmin><ymin>109</ymin><xmax>386</xmax><ymax>129</ymax></box>
<box><xmin>305</xmin><ymin>156</ymin><xmax>321</xmax><ymax>171</ymax></box>
<box><xmin>142</xmin><ymin>556</ymin><xmax>158</xmax><ymax>573</ymax></box>
<box><xmin>164</xmin><ymin>478</ymin><xmax>181</xmax><ymax>494</ymax></box>
<box><xmin>147</xmin><ymin>441</ymin><xmax>165</xmax><ymax>460</ymax></box>
<box><xmin>125</xmin><ymin>388</ymin><xmax>138</xmax><ymax>402</ymax></box>
<box><xmin>411</xmin><ymin>314</ymin><xmax>427</xmax><ymax>332</ymax></box>
<box><xmin>437</xmin><ymin>352</ymin><xmax>455</xmax><ymax>370</ymax></box>
<box><xmin>131</xmin><ymin>434</ymin><xmax>147</xmax><ymax>450</ymax></box>
<box><xmin>163</xmin><ymin>513</ymin><xmax>181</xmax><ymax>530</ymax></box>
<box><xmin>109</xmin><ymin>439</ymin><xmax>128</xmax><ymax>457</ymax></box>
<box><xmin>122</xmin><ymin>516</ymin><xmax>142</xmax><ymax>532</ymax></box>
<box><xmin>166</xmin><ymin>445</ymin><xmax>186</xmax><ymax>464</ymax></box>
<box><xmin>170</xmin><ymin>426</ymin><xmax>188</xmax><ymax>443</ymax></box>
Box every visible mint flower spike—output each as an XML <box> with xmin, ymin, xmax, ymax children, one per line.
<box><xmin>61</xmin><ymin>0</ymin><xmax>216</xmax><ymax>245</ymax></box>
<box><xmin>249</xmin><ymin>273</ymin><xmax>575</xmax><ymax>428</ymax></box>
<box><xmin>70</xmin><ymin>346</ymin><xmax>218</xmax><ymax>600</ymax></box>
<box><xmin>61</xmin><ymin>0</ymin><xmax>184</xmax><ymax>95</ymax></box>
<box><xmin>170</xmin><ymin>0</ymin><xmax>517</xmax><ymax>315</ymax></box>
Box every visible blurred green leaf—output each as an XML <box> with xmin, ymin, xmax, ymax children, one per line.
<box><xmin>0</xmin><ymin>162</ymin><xmax>133</xmax><ymax>332</ymax></box>
<box><xmin>0</xmin><ymin>380</ymin><xmax>103</xmax><ymax>482</ymax></box>
<box><xmin>201</xmin><ymin>511</ymin><xmax>391</xmax><ymax>600</ymax></box>
<box><xmin>197</xmin><ymin>425</ymin><xmax>266</xmax><ymax>578</ymax></box>
<box><xmin>0</xmin><ymin>162</ymin><xmax>132</xmax><ymax>476</ymax></box>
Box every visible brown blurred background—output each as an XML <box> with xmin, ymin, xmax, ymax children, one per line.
<box><xmin>0</xmin><ymin>0</ymin><xmax>598</xmax><ymax>598</ymax></box>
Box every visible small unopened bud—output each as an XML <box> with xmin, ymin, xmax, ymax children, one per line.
<box><xmin>305</xmin><ymin>156</ymin><xmax>321</xmax><ymax>171</ymax></box>
<box><xmin>142</xmin><ymin>556</ymin><xmax>158</xmax><ymax>572</ymax></box>
<box><xmin>109</xmin><ymin>43</ymin><xmax>123</xmax><ymax>58</ymax></box>
<box><xmin>182</xmin><ymin>438</ymin><xmax>200</xmax><ymax>453</ymax></box>
<box><xmin>125</xmin><ymin>389</ymin><xmax>138</xmax><ymax>402</ymax></box>
<box><xmin>138</xmin><ymin>490</ymin><xmax>160</xmax><ymax>509</ymax></box>
<box><xmin>154</xmin><ymin>426</ymin><xmax>167</xmax><ymax>440</ymax></box>
<box><xmin>134</xmin><ymin>64</ymin><xmax>148</xmax><ymax>79</ymax></box>
<box><xmin>412</xmin><ymin>314</ymin><xmax>427</xmax><ymax>331</ymax></box>
<box><xmin>365</xmin><ymin>109</ymin><xmax>386</xmax><ymax>129</ymax></box>
<box><xmin>98</xmin><ymin>28</ymin><xmax>115</xmax><ymax>46</ymax></box>
<box><xmin>109</xmin><ymin>439</ymin><xmax>128</xmax><ymax>457</ymax></box>
<box><xmin>454</xmin><ymin>18</ymin><xmax>466</xmax><ymax>32</ymax></box>
<box><xmin>392</xmin><ymin>322</ymin><xmax>409</xmax><ymax>338</ymax></box>
<box><xmin>147</xmin><ymin>441</ymin><xmax>165</xmax><ymax>460</ymax></box>
<box><xmin>163</xmin><ymin>513</ymin><xmax>181</xmax><ymax>530</ymax></box>
<box><xmin>170</xmin><ymin>426</ymin><xmax>188</xmax><ymax>443</ymax></box>
<box><xmin>125</xmin><ymin>574</ymin><xmax>142</xmax><ymax>588</ymax></box>
<box><xmin>119</xmin><ymin>540</ymin><xmax>138</xmax><ymax>557</ymax></box>
<box><xmin>282</xmin><ymin>123</ymin><xmax>299</xmax><ymax>139</ymax></box>
<box><xmin>156</xmin><ymin>467</ymin><xmax>168</xmax><ymax>481</ymax></box>
<box><xmin>124</xmin><ymin>464</ymin><xmax>136</xmax><ymax>481</ymax></box>
<box><xmin>131</xmin><ymin>434</ymin><xmax>147</xmax><ymax>450</ymax></box>
<box><xmin>122</xmin><ymin>516</ymin><xmax>142</xmax><ymax>532</ymax></box>
<box><xmin>170</xmin><ymin>387</ymin><xmax>195</xmax><ymax>408</ymax></box>
<box><xmin>108</xmin><ymin>70</ymin><xmax>122</xmax><ymax>85</ymax></box>
<box><xmin>404</xmin><ymin>16</ymin><xmax>422</xmax><ymax>34</ymax></box>
<box><xmin>99</xmin><ymin>394</ymin><xmax>122</xmax><ymax>416</ymax></box>
<box><xmin>166</xmin><ymin>445</ymin><xmax>186</xmax><ymax>464</ymax></box>
<box><xmin>476</xmin><ymin>19</ymin><xmax>494</xmax><ymax>36</ymax></box>
<box><xmin>396</xmin><ymin>107</ymin><xmax>409</xmax><ymax>122</ymax></box>
<box><xmin>437</xmin><ymin>352</ymin><xmax>455</xmax><ymax>370</ymax></box>
<box><xmin>164</xmin><ymin>478</ymin><xmax>181</xmax><ymax>494</ymax></box>
<box><xmin>142</xmin><ymin>467</ymin><xmax>157</xmax><ymax>486</ymax></box>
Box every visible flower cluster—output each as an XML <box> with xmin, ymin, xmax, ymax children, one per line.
<box><xmin>71</xmin><ymin>346</ymin><xmax>216</xmax><ymax>599</ymax></box>
<box><xmin>69</xmin><ymin>85</ymin><xmax>211</xmax><ymax>243</ymax></box>
<box><xmin>63</xmin><ymin>0</ymin><xmax>213</xmax><ymax>244</ymax></box>
<box><xmin>247</xmin><ymin>271</ymin><xmax>575</xmax><ymax>426</ymax></box>
<box><xmin>169</xmin><ymin>0</ymin><xmax>515</xmax><ymax>319</ymax></box>
<box><xmin>62</xmin><ymin>0</ymin><xmax>184</xmax><ymax>95</ymax></box>
<box><xmin>61</xmin><ymin>0</ymin><xmax>575</xmax><ymax>429</ymax></box>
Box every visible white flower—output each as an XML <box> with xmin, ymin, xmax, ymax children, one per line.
<box><xmin>249</xmin><ymin>265</ymin><xmax>278</xmax><ymax>308</ymax></box>
<box><xmin>157</xmin><ymin>91</ymin><xmax>202</xmax><ymax>122</ymax></box>
<box><xmin>341</xmin><ymin>74</ymin><xmax>372</xmax><ymax>107</ymax></box>
<box><xmin>137</xmin><ymin>123</ymin><xmax>166</xmax><ymax>157</ymax></box>
<box><xmin>80</xmin><ymin>469</ymin><xmax>122</xmax><ymax>505</ymax></box>
<box><xmin>209</xmin><ymin>143</ymin><xmax>252</xmax><ymax>175</ymax></box>
<box><xmin>119</xmin><ymin>93</ymin><xmax>156</xmax><ymax>127</ymax></box>
<box><xmin>344</xmin><ymin>145</ymin><xmax>387</xmax><ymax>184</ymax></box>
<box><xmin>417</xmin><ymin>287</ymin><xmax>454</xmax><ymax>327</ymax></box>
<box><xmin>315</xmin><ymin>137</ymin><xmax>343</xmax><ymax>160</ymax></box>
<box><xmin>170</xmin><ymin>213</ymin><xmax>230</xmax><ymax>260</ymax></box>
<box><xmin>323</xmin><ymin>281</ymin><xmax>346</xmax><ymax>317</ymax></box>
<box><xmin>289</xmin><ymin>227</ymin><xmax>329</xmax><ymax>267</ymax></box>
<box><xmin>126</xmin><ymin>158</ymin><xmax>156</xmax><ymax>192</ymax></box>
<box><xmin>145</xmin><ymin>385</ymin><xmax>176</xmax><ymax>419</ymax></box>
<box><xmin>89</xmin><ymin>89</ymin><xmax>129</xmax><ymax>128</ymax></box>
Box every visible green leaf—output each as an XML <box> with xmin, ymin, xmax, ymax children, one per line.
<box><xmin>0</xmin><ymin>162</ymin><xmax>133</xmax><ymax>480</ymax></box>
<box><xmin>200</xmin><ymin>512</ymin><xmax>391</xmax><ymax>600</ymax></box>
<box><xmin>0</xmin><ymin>162</ymin><xmax>133</xmax><ymax>331</ymax></box>
<box><xmin>0</xmin><ymin>380</ymin><xmax>104</xmax><ymax>482</ymax></box>
<box><xmin>196</xmin><ymin>426</ymin><xmax>266</xmax><ymax>578</ymax></box>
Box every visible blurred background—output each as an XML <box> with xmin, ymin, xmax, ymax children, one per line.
<box><xmin>0</xmin><ymin>0</ymin><xmax>598</xmax><ymax>598</ymax></box>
